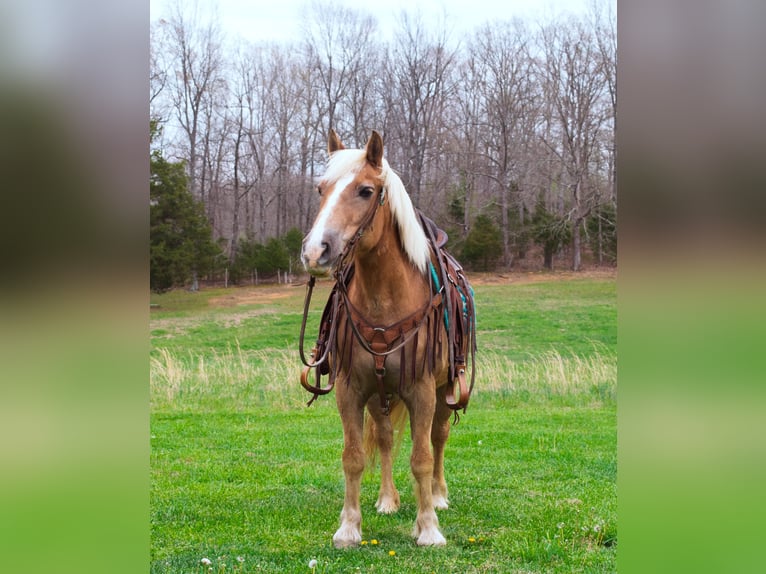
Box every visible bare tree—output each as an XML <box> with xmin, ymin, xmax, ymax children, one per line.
<box><xmin>224</xmin><ymin>42</ymin><xmax>260</xmax><ymax>265</ymax></box>
<box><xmin>241</xmin><ymin>45</ymin><xmax>278</xmax><ymax>242</ymax></box>
<box><xmin>293</xmin><ymin>48</ymin><xmax>324</xmax><ymax>231</ymax></box>
<box><xmin>387</xmin><ymin>10</ymin><xmax>457</xmax><ymax>208</ymax></box>
<box><xmin>538</xmin><ymin>17</ymin><xmax>611</xmax><ymax>271</ymax></box>
<box><xmin>267</xmin><ymin>49</ymin><xmax>304</xmax><ymax>236</ymax></box>
<box><xmin>302</xmin><ymin>1</ymin><xmax>377</xmax><ymax>141</ymax></box>
<box><xmin>589</xmin><ymin>1</ymin><xmax>617</xmax><ymax>264</ymax></box>
<box><xmin>150</xmin><ymin>21</ymin><xmax>169</xmax><ymax>110</ymax></box>
<box><xmin>470</xmin><ymin>20</ymin><xmax>538</xmax><ymax>267</ymax></box>
<box><xmin>164</xmin><ymin>1</ymin><xmax>225</xmax><ymax>202</ymax></box>
<box><xmin>450</xmin><ymin>53</ymin><xmax>485</xmax><ymax>238</ymax></box>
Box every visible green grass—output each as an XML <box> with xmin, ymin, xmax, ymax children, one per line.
<box><xmin>151</xmin><ymin>275</ymin><xmax>616</xmax><ymax>573</ymax></box>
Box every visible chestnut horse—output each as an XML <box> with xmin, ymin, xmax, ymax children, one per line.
<box><xmin>300</xmin><ymin>130</ymin><xmax>474</xmax><ymax>548</ymax></box>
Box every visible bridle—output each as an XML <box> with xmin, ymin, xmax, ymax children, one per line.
<box><xmin>298</xmin><ymin>179</ymin><xmax>385</xmax><ymax>371</ymax></box>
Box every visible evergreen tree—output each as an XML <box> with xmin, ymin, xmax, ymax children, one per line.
<box><xmin>230</xmin><ymin>238</ymin><xmax>263</xmax><ymax>283</ymax></box>
<box><xmin>507</xmin><ymin>203</ymin><xmax>532</xmax><ymax>263</ymax></box>
<box><xmin>150</xmin><ymin>137</ymin><xmax>221</xmax><ymax>292</ymax></box>
<box><xmin>531</xmin><ymin>199</ymin><xmax>571</xmax><ymax>270</ymax></box>
<box><xmin>260</xmin><ymin>237</ymin><xmax>290</xmax><ymax>274</ymax></box>
<box><xmin>462</xmin><ymin>214</ymin><xmax>503</xmax><ymax>271</ymax></box>
<box><xmin>282</xmin><ymin>227</ymin><xmax>304</xmax><ymax>273</ymax></box>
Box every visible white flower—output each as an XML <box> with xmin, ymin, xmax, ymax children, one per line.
<box><xmin>201</xmin><ymin>558</ymin><xmax>212</xmax><ymax>566</ymax></box>
<box><xmin>309</xmin><ymin>558</ymin><xmax>318</xmax><ymax>569</ymax></box>
<box><xmin>477</xmin><ymin>440</ymin><xmax>483</xmax><ymax>445</ymax></box>
<box><xmin>594</xmin><ymin>524</ymin><xmax>601</xmax><ymax>532</ymax></box>
<box><xmin>557</xmin><ymin>522</ymin><xmax>565</xmax><ymax>529</ymax></box>
<box><xmin>237</xmin><ymin>556</ymin><xmax>245</xmax><ymax>563</ymax></box>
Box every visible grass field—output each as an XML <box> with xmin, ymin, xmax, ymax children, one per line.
<box><xmin>150</xmin><ymin>272</ymin><xmax>616</xmax><ymax>573</ymax></box>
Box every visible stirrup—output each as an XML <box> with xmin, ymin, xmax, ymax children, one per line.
<box><xmin>445</xmin><ymin>363</ymin><xmax>469</xmax><ymax>411</ymax></box>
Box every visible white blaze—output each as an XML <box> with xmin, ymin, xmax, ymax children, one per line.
<box><xmin>303</xmin><ymin>173</ymin><xmax>354</xmax><ymax>262</ymax></box>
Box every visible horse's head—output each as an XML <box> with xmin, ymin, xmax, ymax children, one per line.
<box><xmin>301</xmin><ymin>130</ymin><xmax>387</xmax><ymax>276</ymax></box>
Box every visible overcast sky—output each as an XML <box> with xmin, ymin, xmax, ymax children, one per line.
<box><xmin>150</xmin><ymin>0</ymin><xmax>598</xmax><ymax>44</ymax></box>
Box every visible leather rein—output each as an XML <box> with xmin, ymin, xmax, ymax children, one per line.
<box><xmin>298</xmin><ymin>185</ymin><xmax>384</xmax><ymax>372</ymax></box>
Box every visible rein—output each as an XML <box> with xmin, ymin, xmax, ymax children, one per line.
<box><xmin>298</xmin><ymin>185</ymin><xmax>385</xmax><ymax>402</ymax></box>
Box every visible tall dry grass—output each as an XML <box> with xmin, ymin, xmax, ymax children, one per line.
<box><xmin>150</xmin><ymin>342</ymin><xmax>308</xmax><ymax>412</ymax></box>
<box><xmin>151</xmin><ymin>342</ymin><xmax>615</xmax><ymax>412</ymax></box>
<box><xmin>474</xmin><ymin>346</ymin><xmax>616</xmax><ymax>405</ymax></box>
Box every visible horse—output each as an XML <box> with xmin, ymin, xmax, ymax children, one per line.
<box><xmin>299</xmin><ymin>129</ymin><xmax>475</xmax><ymax>548</ymax></box>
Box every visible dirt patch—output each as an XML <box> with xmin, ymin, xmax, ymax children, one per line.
<box><xmin>217</xmin><ymin>308</ymin><xmax>277</xmax><ymax>327</ymax></box>
<box><xmin>150</xmin><ymin>316</ymin><xmax>203</xmax><ymax>338</ymax></box>
<box><xmin>208</xmin><ymin>287</ymin><xmax>295</xmax><ymax>308</ymax></box>
<box><xmin>465</xmin><ymin>267</ymin><xmax>617</xmax><ymax>286</ymax></box>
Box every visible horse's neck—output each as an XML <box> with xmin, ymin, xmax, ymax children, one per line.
<box><xmin>349</xmin><ymin>229</ymin><xmax>429</xmax><ymax>323</ymax></box>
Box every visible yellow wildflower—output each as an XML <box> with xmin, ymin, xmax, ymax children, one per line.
<box><xmin>370</xmin><ymin>539</ymin><xmax>378</xmax><ymax>545</ymax></box>
<box><xmin>388</xmin><ymin>550</ymin><xmax>396</xmax><ymax>556</ymax></box>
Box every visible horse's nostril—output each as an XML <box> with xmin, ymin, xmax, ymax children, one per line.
<box><xmin>320</xmin><ymin>242</ymin><xmax>330</xmax><ymax>260</ymax></box>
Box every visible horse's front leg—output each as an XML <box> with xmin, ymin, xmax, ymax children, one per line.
<box><xmin>404</xmin><ymin>376</ymin><xmax>447</xmax><ymax>546</ymax></box>
<box><xmin>366</xmin><ymin>396</ymin><xmax>401</xmax><ymax>514</ymax></box>
<box><xmin>431</xmin><ymin>384</ymin><xmax>452</xmax><ymax>510</ymax></box>
<box><xmin>333</xmin><ymin>377</ymin><xmax>366</xmax><ymax>548</ymax></box>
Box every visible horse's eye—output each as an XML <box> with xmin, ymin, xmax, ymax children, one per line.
<box><xmin>358</xmin><ymin>186</ymin><xmax>374</xmax><ymax>199</ymax></box>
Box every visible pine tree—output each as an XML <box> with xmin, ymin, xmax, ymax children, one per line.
<box><xmin>531</xmin><ymin>199</ymin><xmax>571</xmax><ymax>270</ymax></box>
<box><xmin>462</xmin><ymin>214</ymin><xmax>503</xmax><ymax>271</ymax></box>
<box><xmin>150</xmin><ymin>135</ymin><xmax>221</xmax><ymax>292</ymax></box>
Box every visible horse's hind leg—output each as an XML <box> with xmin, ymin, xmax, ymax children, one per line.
<box><xmin>431</xmin><ymin>384</ymin><xmax>452</xmax><ymax>510</ymax></box>
<box><xmin>366</xmin><ymin>397</ymin><xmax>401</xmax><ymax>514</ymax></box>
<box><xmin>333</xmin><ymin>381</ymin><xmax>366</xmax><ymax>548</ymax></box>
<box><xmin>403</xmin><ymin>377</ymin><xmax>447</xmax><ymax>546</ymax></box>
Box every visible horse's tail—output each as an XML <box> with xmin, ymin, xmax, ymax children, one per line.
<box><xmin>363</xmin><ymin>397</ymin><xmax>409</xmax><ymax>469</ymax></box>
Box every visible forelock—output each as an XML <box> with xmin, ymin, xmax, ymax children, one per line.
<box><xmin>321</xmin><ymin>149</ymin><xmax>369</xmax><ymax>185</ymax></box>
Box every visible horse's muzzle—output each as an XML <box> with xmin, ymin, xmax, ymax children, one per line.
<box><xmin>301</xmin><ymin>241</ymin><xmax>333</xmax><ymax>276</ymax></box>
<box><xmin>302</xmin><ymin>229</ymin><xmax>344</xmax><ymax>276</ymax></box>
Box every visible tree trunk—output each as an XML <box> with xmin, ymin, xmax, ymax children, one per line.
<box><xmin>544</xmin><ymin>247</ymin><xmax>553</xmax><ymax>270</ymax></box>
<box><xmin>517</xmin><ymin>204</ymin><xmax>527</xmax><ymax>260</ymax></box>
<box><xmin>229</xmin><ymin>127</ymin><xmax>243</xmax><ymax>266</ymax></box>
<box><xmin>501</xmin><ymin>181</ymin><xmax>510</xmax><ymax>268</ymax></box>
<box><xmin>572</xmin><ymin>218</ymin><xmax>582</xmax><ymax>271</ymax></box>
<box><xmin>597</xmin><ymin>214</ymin><xmax>604</xmax><ymax>265</ymax></box>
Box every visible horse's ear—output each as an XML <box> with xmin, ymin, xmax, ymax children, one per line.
<box><xmin>328</xmin><ymin>129</ymin><xmax>345</xmax><ymax>154</ymax></box>
<box><xmin>365</xmin><ymin>130</ymin><xmax>383</xmax><ymax>168</ymax></box>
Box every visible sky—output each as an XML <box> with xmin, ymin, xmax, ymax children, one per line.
<box><xmin>149</xmin><ymin>0</ymin><xmax>598</xmax><ymax>45</ymax></box>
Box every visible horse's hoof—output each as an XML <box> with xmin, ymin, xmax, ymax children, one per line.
<box><xmin>333</xmin><ymin>524</ymin><xmax>362</xmax><ymax>549</ymax></box>
<box><xmin>375</xmin><ymin>494</ymin><xmax>400</xmax><ymax>514</ymax></box>
<box><xmin>416</xmin><ymin>527</ymin><xmax>447</xmax><ymax>547</ymax></box>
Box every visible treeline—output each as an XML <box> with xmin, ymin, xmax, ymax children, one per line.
<box><xmin>150</xmin><ymin>1</ymin><xmax>615</xmax><ymax>288</ymax></box>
